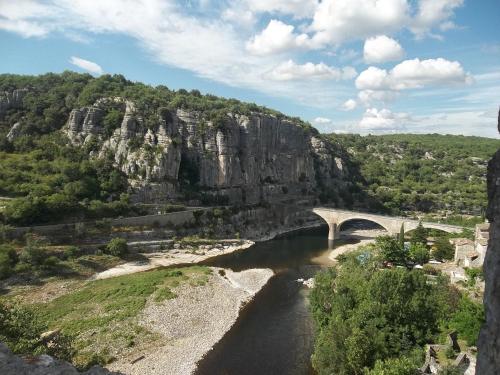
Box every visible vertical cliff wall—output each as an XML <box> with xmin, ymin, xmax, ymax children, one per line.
<box><xmin>477</xmin><ymin>108</ymin><xmax>500</xmax><ymax>373</ymax></box>
<box><xmin>64</xmin><ymin>98</ymin><xmax>356</xmax><ymax>206</ymax></box>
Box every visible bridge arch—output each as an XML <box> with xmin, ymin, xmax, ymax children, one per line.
<box><xmin>337</xmin><ymin>217</ymin><xmax>391</xmax><ymax>234</ymax></box>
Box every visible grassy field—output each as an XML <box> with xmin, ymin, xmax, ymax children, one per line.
<box><xmin>32</xmin><ymin>265</ymin><xmax>212</xmax><ymax>368</ymax></box>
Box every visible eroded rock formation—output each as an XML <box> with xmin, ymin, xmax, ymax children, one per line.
<box><xmin>65</xmin><ymin>98</ymin><xmax>354</xmax><ymax>205</ymax></box>
<box><xmin>477</xmin><ymin>107</ymin><xmax>500</xmax><ymax>374</ymax></box>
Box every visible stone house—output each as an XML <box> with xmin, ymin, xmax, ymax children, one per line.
<box><xmin>453</xmin><ymin>238</ymin><xmax>475</xmax><ymax>265</ymax></box>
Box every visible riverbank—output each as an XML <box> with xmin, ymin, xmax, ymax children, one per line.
<box><xmin>108</xmin><ymin>267</ymin><xmax>274</xmax><ymax>375</ymax></box>
<box><xmin>92</xmin><ymin>240</ymin><xmax>255</xmax><ymax>280</ymax></box>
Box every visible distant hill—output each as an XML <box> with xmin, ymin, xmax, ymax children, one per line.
<box><xmin>328</xmin><ymin>133</ymin><xmax>500</xmax><ymax>215</ymax></box>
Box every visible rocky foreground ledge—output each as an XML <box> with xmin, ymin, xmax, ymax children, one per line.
<box><xmin>0</xmin><ymin>342</ymin><xmax>120</xmax><ymax>375</ymax></box>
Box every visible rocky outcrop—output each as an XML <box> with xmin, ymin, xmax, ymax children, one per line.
<box><xmin>477</xmin><ymin>107</ymin><xmax>500</xmax><ymax>374</ymax></box>
<box><xmin>0</xmin><ymin>89</ymin><xmax>28</xmax><ymax>117</ymax></box>
<box><xmin>65</xmin><ymin>98</ymin><xmax>355</xmax><ymax>205</ymax></box>
<box><xmin>6</xmin><ymin>122</ymin><xmax>22</xmax><ymax>141</ymax></box>
<box><xmin>0</xmin><ymin>342</ymin><xmax>120</xmax><ymax>375</ymax></box>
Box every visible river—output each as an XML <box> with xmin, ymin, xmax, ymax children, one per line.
<box><xmin>194</xmin><ymin>226</ymin><xmax>340</xmax><ymax>375</ymax></box>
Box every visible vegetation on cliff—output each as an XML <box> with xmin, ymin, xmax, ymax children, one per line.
<box><xmin>329</xmin><ymin>133</ymin><xmax>499</xmax><ymax>215</ymax></box>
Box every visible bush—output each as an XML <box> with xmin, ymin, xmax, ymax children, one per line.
<box><xmin>409</xmin><ymin>242</ymin><xmax>430</xmax><ymax>265</ymax></box>
<box><xmin>105</xmin><ymin>238</ymin><xmax>128</xmax><ymax>257</ymax></box>
<box><xmin>448</xmin><ymin>296</ymin><xmax>484</xmax><ymax>346</ymax></box>
<box><xmin>0</xmin><ymin>301</ymin><xmax>73</xmax><ymax>361</ymax></box>
<box><xmin>432</xmin><ymin>238</ymin><xmax>454</xmax><ymax>261</ymax></box>
<box><xmin>19</xmin><ymin>235</ymin><xmax>46</xmax><ymax>267</ymax></box>
<box><xmin>63</xmin><ymin>246</ymin><xmax>80</xmax><ymax>260</ymax></box>
<box><xmin>0</xmin><ymin>244</ymin><xmax>18</xmax><ymax>279</ymax></box>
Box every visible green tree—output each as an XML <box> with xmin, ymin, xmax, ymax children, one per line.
<box><xmin>410</xmin><ymin>222</ymin><xmax>428</xmax><ymax>246</ymax></box>
<box><xmin>399</xmin><ymin>223</ymin><xmax>405</xmax><ymax>247</ymax></box>
<box><xmin>367</xmin><ymin>357</ymin><xmax>418</xmax><ymax>375</ymax></box>
<box><xmin>105</xmin><ymin>237</ymin><xmax>128</xmax><ymax>257</ymax></box>
<box><xmin>448</xmin><ymin>296</ymin><xmax>484</xmax><ymax>346</ymax></box>
<box><xmin>376</xmin><ymin>235</ymin><xmax>407</xmax><ymax>264</ymax></box>
<box><xmin>432</xmin><ymin>237</ymin><xmax>454</xmax><ymax>261</ymax></box>
<box><xmin>409</xmin><ymin>242</ymin><xmax>430</xmax><ymax>265</ymax></box>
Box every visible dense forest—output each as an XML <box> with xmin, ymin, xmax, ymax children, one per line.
<box><xmin>310</xmin><ymin>232</ymin><xmax>484</xmax><ymax>374</ymax></box>
<box><xmin>329</xmin><ymin>133</ymin><xmax>499</xmax><ymax>215</ymax></box>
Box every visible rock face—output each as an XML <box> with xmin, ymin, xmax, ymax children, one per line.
<box><xmin>0</xmin><ymin>89</ymin><xmax>28</xmax><ymax>117</ymax></box>
<box><xmin>65</xmin><ymin>98</ymin><xmax>353</xmax><ymax>204</ymax></box>
<box><xmin>477</xmin><ymin>107</ymin><xmax>500</xmax><ymax>374</ymax></box>
<box><xmin>0</xmin><ymin>342</ymin><xmax>120</xmax><ymax>375</ymax></box>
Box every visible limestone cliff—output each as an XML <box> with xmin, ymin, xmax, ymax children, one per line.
<box><xmin>477</xmin><ymin>107</ymin><xmax>500</xmax><ymax>373</ymax></box>
<box><xmin>64</xmin><ymin>98</ymin><xmax>354</xmax><ymax>205</ymax></box>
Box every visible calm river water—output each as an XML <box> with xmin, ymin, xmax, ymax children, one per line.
<box><xmin>194</xmin><ymin>226</ymin><xmax>338</xmax><ymax>375</ymax></box>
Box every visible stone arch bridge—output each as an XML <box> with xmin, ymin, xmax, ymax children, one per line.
<box><xmin>312</xmin><ymin>208</ymin><xmax>464</xmax><ymax>243</ymax></box>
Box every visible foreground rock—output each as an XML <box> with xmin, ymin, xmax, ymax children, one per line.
<box><xmin>477</xmin><ymin>108</ymin><xmax>500</xmax><ymax>373</ymax></box>
<box><xmin>108</xmin><ymin>267</ymin><xmax>273</xmax><ymax>375</ymax></box>
<box><xmin>0</xmin><ymin>342</ymin><xmax>119</xmax><ymax>375</ymax></box>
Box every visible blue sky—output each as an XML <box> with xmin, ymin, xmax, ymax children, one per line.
<box><xmin>1</xmin><ymin>0</ymin><xmax>499</xmax><ymax>137</ymax></box>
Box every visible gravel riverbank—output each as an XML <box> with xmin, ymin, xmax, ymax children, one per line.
<box><xmin>92</xmin><ymin>240</ymin><xmax>254</xmax><ymax>280</ymax></box>
<box><xmin>108</xmin><ymin>267</ymin><xmax>274</xmax><ymax>375</ymax></box>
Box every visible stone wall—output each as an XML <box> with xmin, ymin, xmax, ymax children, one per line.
<box><xmin>477</xmin><ymin>108</ymin><xmax>500</xmax><ymax>373</ymax></box>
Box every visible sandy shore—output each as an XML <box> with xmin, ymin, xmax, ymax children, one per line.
<box><xmin>328</xmin><ymin>228</ymin><xmax>387</xmax><ymax>261</ymax></box>
<box><xmin>108</xmin><ymin>267</ymin><xmax>274</xmax><ymax>375</ymax></box>
<box><xmin>92</xmin><ymin>240</ymin><xmax>254</xmax><ymax>280</ymax></box>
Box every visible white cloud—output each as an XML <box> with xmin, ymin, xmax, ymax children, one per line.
<box><xmin>313</xmin><ymin>117</ymin><xmax>332</xmax><ymax>124</ymax></box>
<box><xmin>358</xmin><ymin>107</ymin><xmax>410</xmax><ymax>132</ymax></box>
<box><xmin>267</xmin><ymin>60</ymin><xmax>356</xmax><ymax>81</ymax></box>
<box><xmin>411</xmin><ymin>0</ymin><xmax>464</xmax><ymax>39</ymax></box>
<box><xmin>245</xmin><ymin>0</ymin><xmax>318</xmax><ymax>18</ymax></box>
<box><xmin>363</xmin><ymin>35</ymin><xmax>404</xmax><ymax>63</ymax></box>
<box><xmin>356</xmin><ymin>58</ymin><xmax>472</xmax><ymax>91</ymax></box>
<box><xmin>342</xmin><ymin>99</ymin><xmax>357</xmax><ymax>111</ymax></box>
<box><xmin>246</xmin><ymin>19</ymin><xmax>310</xmax><ymax>55</ymax></box>
<box><xmin>309</xmin><ymin>0</ymin><xmax>410</xmax><ymax>46</ymax></box>
<box><xmin>69</xmin><ymin>56</ymin><xmax>103</xmax><ymax>75</ymax></box>
<box><xmin>358</xmin><ymin>89</ymin><xmax>400</xmax><ymax>105</ymax></box>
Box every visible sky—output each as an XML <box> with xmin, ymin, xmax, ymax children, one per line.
<box><xmin>1</xmin><ymin>0</ymin><xmax>499</xmax><ymax>138</ymax></box>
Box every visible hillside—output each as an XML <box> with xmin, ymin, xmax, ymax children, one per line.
<box><xmin>328</xmin><ymin>133</ymin><xmax>500</xmax><ymax>215</ymax></box>
<box><xmin>0</xmin><ymin>72</ymin><xmax>496</xmax><ymax>227</ymax></box>
<box><xmin>0</xmin><ymin>72</ymin><xmax>364</xmax><ymax>226</ymax></box>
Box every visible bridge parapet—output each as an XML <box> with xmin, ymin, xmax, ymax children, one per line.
<box><xmin>312</xmin><ymin>207</ymin><xmax>463</xmax><ymax>243</ymax></box>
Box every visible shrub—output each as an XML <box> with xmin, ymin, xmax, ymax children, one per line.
<box><xmin>409</xmin><ymin>242</ymin><xmax>430</xmax><ymax>265</ymax></box>
<box><xmin>19</xmin><ymin>235</ymin><xmax>46</xmax><ymax>267</ymax></box>
<box><xmin>0</xmin><ymin>252</ymin><xmax>13</xmax><ymax>279</ymax></box>
<box><xmin>432</xmin><ymin>238</ymin><xmax>454</xmax><ymax>261</ymax></box>
<box><xmin>105</xmin><ymin>238</ymin><xmax>128</xmax><ymax>257</ymax></box>
<box><xmin>0</xmin><ymin>301</ymin><xmax>73</xmax><ymax>361</ymax></box>
<box><xmin>63</xmin><ymin>246</ymin><xmax>80</xmax><ymax>260</ymax></box>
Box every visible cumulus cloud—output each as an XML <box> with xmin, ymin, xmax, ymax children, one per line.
<box><xmin>363</xmin><ymin>35</ymin><xmax>404</xmax><ymax>63</ymax></box>
<box><xmin>411</xmin><ymin>0</ymin><xmax>464</xmax><ymax>39</ymax></box>
<box><xmin>356</xmin><ymin>58</ymin><xmax>472</xmax><ymax>91</ymax></box>
<box><xmin>342</xmin><ymin>99</ymin><xmax>357</xmax><ymax>111</ymax></box>
<box><xmin>69</xmin><ymin>56</ymin><xmax>103</xmax><ymax>74</ymax></box>
<box><xmin>309</xmin><ymin>0</ymin><xmax>410</xmax><ymax>46</ymax></box>
<box><xmin>267</xmin><ymin>60</ymin><xmax>356</xmax><ymax>81</ymax></box>
<box><xmin>246</xmin><ymin>19</ymin><xmax>310</xmax><ymax>55</ymax></box>
<box><xmin>358</xmin><ymin>107</ymin><xmax>410</xmax><ymax>132</ymax></box>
